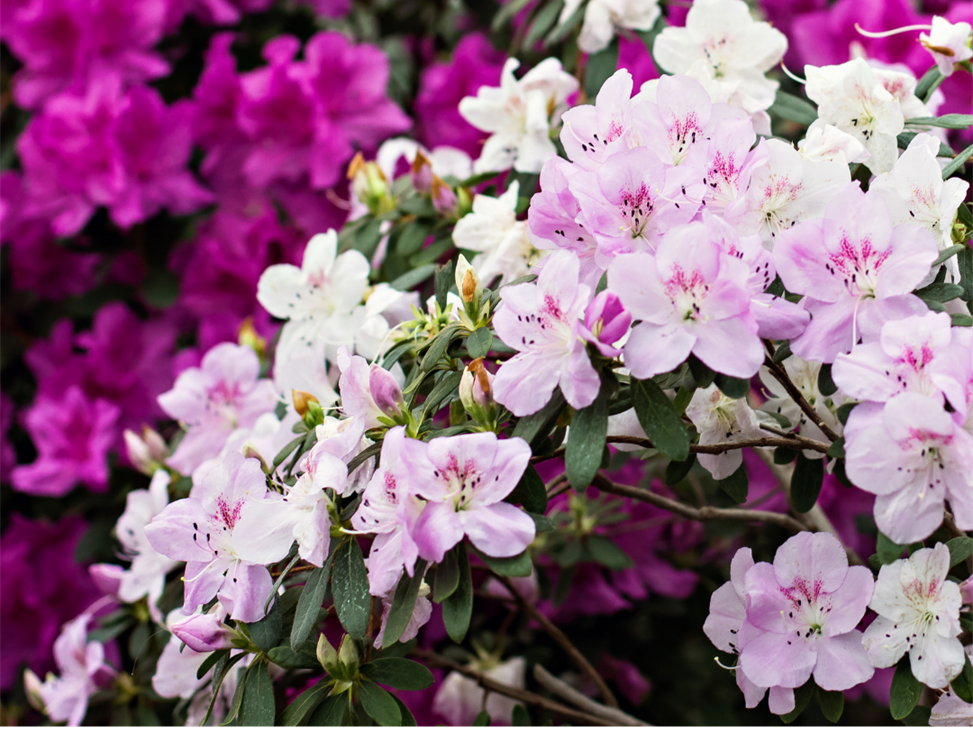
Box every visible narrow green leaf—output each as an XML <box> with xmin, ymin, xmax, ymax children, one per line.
<box><xmin>817</xmin><ymin>363</ymin><xmax>838</xmax><ymax>397</ymax></box>
<box><xmin>359</xmin><ymin>681</ymin><xmax>402</xmax><ymax>726</ymax></box>
<box><xmin>631</xmin><ymin>378</ymin><xmax>690</xmax><ymax>461</ymax></box>
<box><xmin>915</xmin><ymin>66</ymin><xmax>945</xmax><ymax>102</ymax></box>
<box><xmin>779</xmin><ymin>680</ymin><xmax>815</xmax><ymax>724</ymax></box>
<box><xmin>664</xmin><ymin>453</ymin><xmax>696</xmax><ymax>485</ymax></box>
<box><xmin>876</xmin><ymin>532</ymin><xmax>907</xmax><ymax>565</ymax></box>
<box><xmin>390</xmin><ymin>263</ymin><xmax>438</xmax><ymax>292</ymax></box>
<box><xmin>279</xmin><ymin>679</ymin><xmax>331</xmax><ymax>726</ymax></box>
<box><xmin>951</xmin><ymin>312</ymin><xmax>973</xmax><ymax>327</ymax></box>
<box><xmin>308</xmin><ymin>693</ymin><xmax>350</xmax><ymax>726</ymax></box>
<box><xmin>240</xmin><ymin>663</ymin><xmax>275</xmax><ymax>726</ymax></box>
<box><xmin>890</xmin><ymin>659</ymin><xmax>923</xmax><ymax>720</ymax></box>
<box><xmin>360</xmin><ymin>658</ymin><xmax>435</xmax><ymax>690</ymax></box>
<box><xmin>435</xmin><ymin>260</ymin><xmax>455</xmax><ymax>312</ymax></box>
<box><xmin>423</xmin><ymin>370</ymin><xmax>463</xmax><ymax>416</ymax></box>
<box><xmin>396</xmin><ymin>219</ymin><xmax>434</xmax><ymax>257</ymax></box>
<box><xmin>247</xmin><ymin>599</ymin><xmax>282</xmax><ymax>654</ymax></box>
<box><xmin>421</xmin><ymin>326</ymin><xmax>459</xmax><ymax>371</ymax></box>
<box><xmin>916</xmin><ymin>281</ymin><xmax>964</xmax><ymax>303</ymax></box>
<box><xmin>904</xmin><ymin>113</ymin><xmax>973</xmax><ymax>129</ymax></box>
<box><xmin>443</xmin><ymin>543</ymin><xmax>473</xmax><ymax>643</ymax></box>
<box><xmin>392</xmin><ymin>695</ymin><xmax>417</xmax><ymax>726</ymax></box>
<box><xmin>331</xmin><ymin>540</ymin><xmax>371</xmax><ymax>640</ymax></box>
<box><xmin>473</xmin><ymin>711</ymin><xmax>491</xmax><ymax>726</ymax></box>
<box><xmin>382</xmin><ymin>559</ymin><xmax>428</xmax><ymax>647</ymax></box>
<box><xmin>201</xmin><ymin>652</ymin><xmax>248</xmax><ymax>726</ymax></box>
<box><xmin>952</xmin><ymin>655</ymin><xmax>973</xmax><ymax>703</ymax></box>
<box><xmin>466</xmin><ymin>327</ymin><xmax>493</xmax><ymax>359</ymax></box>
<box><xmin>836</xmin><ymin>402</ymin><xmax>857</xmax><ymax>425</ymax></box>
<box><xmin>544</xmin><ymin>0</ymin><xmax>584</xmax><ymax>46</ymax></box>
<box><xmin>932</xmin><ymin>244</ymin><xmax>967</xmax><ymax>267</ymax></box>
<box><xmin>291</xmin><ymin>558</ymin><xmax>333</xmax><ymax>652</ymax></box>
<box><xmin>273</xmin><ymin>436</ymin><xmax>305</xmax><ymax>470</ymax></box>
<box><xmin>769</xmin><ymin>90</ymin><xmax>818</xmax><ymax>125</ymax></box>
<box><xmin>946</xmin><ymin>536</ymin><xmax>973</xmax><ymax>567</ymax></box>
<box><xmin>512</xmin><ymin>704</ymin><xmax>531</xmax><ymax>726</ymax></box>
<box><xmin>566</xmin><ymin>385</ymin><xmax>609</xmax><ymax>490</ymax></box>
<box><xmin>511</xmin><ymin>389</ymin><xmax>565</xmax><ymax>447</ymax></box>
<box><xmin>791</xmin><ymin>453</ymin><xmax>824</xmax><ymax>513</ymax></box>
<box><xmin>714</xmin><ymin>373</ymin><xmax>751</xmax><ymax>399</ymax></box>
<box><xmin>505</xmin><ymin>465</ymin><xmax>548</xmax><ymax>514</ymax></box>
<box><xmin>774</xmin><ymin>446</ymin><xmax>798</xmax><ymax>464</ymax></box>
<box><xmin>474</xmin><ymin>546</ymin><xmax>533</xmax><ymax>577</ymax></box>
<box><xmin>943</xmin><ymin>144</ymin><xmax>973</xmax><ymax>179</ymax></box>
<box><xmin>818</xmin><ymin>689</ymin><xmax>844</xmax><ymax>723</ymax></box>
<box><xmin>773</xmin><ymin>341</ymin><xmax>793</xmax><ymax>363</ymax></box>
<box><xmin>585</xmin><ymin>37</ymin><xmax>619</xmax><ymax>99</ymax></box>
<box><xmin>901</xmin><ymin>705</ymin><xmax>932</xmax><ymax>726</ymax></box>
<box><xmin>687</xmin><ymin>356</ymin><xmax>716</xmax><ymax>389</ymax></box>
<box><xmin>523</xmin><ymin>0</ymin><xmax>563</xmax><ymax>48</ymax></box>
<box><xmin>197</xmin><ymin>649</ymin><xmax>229</xmax><ymax>681</ymax></box>
<box><xmin>717</xmin><ymin>463</ymin><xmax>749</xmax><ymax>503</ymax></box>
<box><xmin>491</xmin><ymin>0</ymin><xmax>532</xmax><ymax>30</ymax></box>
<box><xmin>826</xmin><ymin>437</ymin><xmax>845</xmax><ymax>459</ymax></box>
<box><xmin>433</xmin><ymin>547</ymin><xmax>461</xmax><ymax>603</ymax></box>
<box><xmin>586</xmin><ymin>534</ymin><xmax>634</xmax><ymax>570</ymax></box>
<box><xmin>220</xmin><ymin>663</ymin><xmax>249</xmax><ymax>726</ymax></box>
<box><xmin>267</xmin><ymin>644</ymin><xmax>319</xmax><ymax>670</ymax></box>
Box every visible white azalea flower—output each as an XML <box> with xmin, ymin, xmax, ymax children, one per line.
<box><xmin>433</xmin><ymin>656</ymin><xmax>526</xmax><ymax>725</ymax></box>
<box><xmin>805</xmin><ymin>58</ymin><xmax>905</xmax><ymax>175</ymax></box>
<box><xmin>561</xmin><ymin>0</ymin><xmax>661</xmax><ymax>55</ymax></box>
<box><xmin>862</xmin><ymin>543</ymin><xmax>965</xmax><ymax>689</ymax></box>
<box><xmin>930</xmin><ymin>646</ymin><xmax>973</xmax><ymax>726</ymax></box>
<box><xmin>459</xmin><ymin>58</ymin><xmax>579</xmax><ymax>174</ymax></box>
<box><xmin>738</xmin><ymin>138</ymin><xmax>852</xmax><ymax>248</ymax></box>
<box><xmin>872</xmin><ymin>133</ymin><xmax>970</xmax><ymax>281</ymax></box>
<box><xmin>686</xmin><ymin>385</ymin><xmax>762</xmax><ymax>480</ymax></box>
<box><xmin>652</xmin><ymin>0</ymin><xmax>787</xmax><ymax>115</ymax></box>
<box><xmin>921</xmin><ymin>16</ymin><xmax>973</xmax><ymax>77</ymax></box>
<box><xmin>797</xmin><ymin>119</ymin><xmax>871</xmax><ymax>165</ymax></box>
<box><xmin>452</xmin><ymin>181</ymin><xmax>546</xmax><ymax>285</ymax></box>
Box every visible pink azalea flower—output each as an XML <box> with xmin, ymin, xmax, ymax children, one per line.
<box><xmin>144</xmin><ymin>451</ymin><xmax>274</xmax><ymax>623</ymax></box>
<box><xmin>351</xmin><ymin>427</ymin><xmax>423</xmax><ymax>597</ymax></box>
<box><xmin>700</xmin><ymin>115</ymin><xmax>767</xmax><ymax>220</ymax></box>
<box><xmin>773</xmin><ymin>184</ymin><xmax>939</xmax><ymax>363</ymax></box>
<box><xmin>492</xmin><ymin>251</ymin><xmax>601</xmax><ymax>416</ymax></box>
<box><xmin>12</xmin><ymin>387</ymin><xmax>119</xmax><ymax>497</ymax></box>
<box><xmin>337</xmin><ymin>348</ymin><xmax>406</xmax><ymax>429</ymax></box>
<box><xmin>844</xmin><ymin>393</ymin><xmax>972</xmax><ymax>545</ymax></box>
<box><xmin>578</xmin><ymin>290</ymin><xmax>631</xmax><ymax>357</ymax></box>
<box><xmin>608</xmin><ymin>221</ymin><xmax>763</xmax><ymax>380</ymax></box>
<box><xmin>560</xmin><ymin>69</ymin><xmax>640</xmax><ymax>172</ymax></box>
<box><xmin>740</xmin><ymin>532</ymin><xmax>875</xmax><ymax>693</ymax></box>
<box><xmin>158</xmin><ymin>342</ymin><xmax>278</xmax><ymax>475</ymax></box>
<box><xmin>401</xmin><ymin>431</ymin><xmax>535</xmax><ymax>564</ymax></box>
<box><xmin>170</xmin><ymin>609</ymin><xmax>236</xmax><ymax>654</ymax></box>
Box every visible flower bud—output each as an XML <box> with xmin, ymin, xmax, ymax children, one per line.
<box><xmin>89</xmin><ymin>564</ymin><xmax>124</xmax><ymax>598</ymax></box>
<box><xmin>459</xmin><ymin>358</ymin><xmax>496</xmax><ymax>426</ymax></box>
<box><xmin>338</xmin><ymin>634</ymin><xmax>360</xmax><ymax>677</ymax></box>
<box><xmin>237</xmin><ymin>316</ymin><xmax>266</xmax><ymax>358</ymax></box>
<box><xmin>579</xmin><ymin>291</ymin><xmax>631</xmax><ymax>357</ymax></box>
<box><xmin>348</xmin><ymin>152</ymin><xmax>393</xmax><ymax>215</ymax></box>
<box><xmin>23</xmin><ymin>670</ymin><xmax>45</xmax><ymax>713</ymax></box>
<box><xmin>242</xmin><ymin>442</ymin><xmax>270</xmax><ymax>473</ymax></box>
<box><xmin>455</xmin><ymin>255</ymin><xmax>482</xmax><ymax>305</ymax></box>
<box><xmin>124</xmin><ymin>426</ymin><xmax>168</xmax><ymax>475</ymax></box>
<box><xmin>431</xmin><ymin>175</ymin><xmax>458</xmax><ymax>216</ymax></box>
<box><xmin>411</xmin><ymin>150</ymin><xmax>434</xmax><ymax>194</ymax></box>
<box><xmin>171</xmin><ymin>613</ymin><xmax>235</xmax><ymax>653</ymax></box>
<box><xmin>316</xmin><ymin>633</ymin><xmax>340</xmax><ymax>674</ymax></box>
<box><xmin>960</xmin><ymin>577</ymin><xmax>973</xmax><ymax>605</ymax></box>
<box><xmin>292</xmin><ymin>389</ymin><xmax>318</xmax><ymax>418</ymax></box>
<box><xmin>369</xmin><ymin>365</ymin><xmax>406</xmax><ymax>419</ymax></box>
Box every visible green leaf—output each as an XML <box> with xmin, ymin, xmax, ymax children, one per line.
<box><xmin>780</xmin><ymin>680</ymin><xmax>815</xmax><ymax>724</ymax></box>
<box><xmin>585</xmin><ymin>534</ymin><xmax>634</xmax><ymax>570</ymax></box>
<box><xmin>544</xmin><ymin>0</ymin><xmax>584</xmax><ymax>46</ymax></box>
<box><xmin>664</xmin><ymin>453</ymin><xmax>696</xmax><ymax>486</ymax></box>
<box><xmin>901</xmin><ymin>705</ymin><xmax>932</xmax><ymax>726</ymax></box>
<box><xmin>769</xmin><ymin>90</ymin><xmax>818</xmax><ymax>125</ymax></box>
<box><xmin>826</xmin><ymin>437</ymin><xmax>845</xmax><ymax>460</ymax></box>
<box><xmin>904</xmin><ymin>113</ymin><xmax>973</xmax><ymax>129</ymax></box>
<box><xmin>331</xmin><ymin>539</ymin><xmax>371</xmax><ymax>640</ymax></box>
<box><xmin>491</xmin><ymin>0</ymin><xmax>532</xmax><ymax>30</ymax></box>
<box><xmin>585</xmin><ymin>37</ymin><xmax>620</xmax><ymax>99</ymax></box>
<box><xmin>473</xmin><ymin>711</ymin><xmax>491</xmax><ymax>726</ymax></box>
<box><xmin>392</xmin><ymin>695</ymin><xmax>417</xmax><ymax>726</ymax></box>
<box><xmin>772</xmin><ymin>341</ymin><xmax>793</xmax><ymax>363</ymax></box>
<box><xmin>220</xmin><ymin>663</ymin><xmax>248</xmax><ymax>726</ymax></box>
<box><xmin>308</xmin><ymin>693</ymin><xmax>350</xmax><ymax>726</ymax></box>
<box><xmin>791</xmin><ymin>453</ymin><xmax>824</xmax><ymax>513</ymax></box>
<box><xmin>443</xmin><ymin>543</ymin><xmax>473</xmax><ymax>643</ymax></box>
<box><xmin>523</xmin><ymin>0</ymin><xmax>563</xmax><ymax>48</ymax></box>
<box><xmin>952</xmin><ymin>312</ymin><xmax>973</xmax><ymax>327</ymax></box>
<box><xmin>141</xmin><ymin>269</ymin><xmax>180</xmax><ymax>308</ymax></box>
<box><xmin>240</xmin><ymin>663</ymin><xmax>275</xmax><ymax>726</ymax></box>
<box><xmin>349</xmin><ymin>217</ymin><xmax>385</xmax><ymax>259</ymax></box>
<box><xmin>433</xmin><ymin>547</ymin><xmax>461</xmax><ymax>603</ymax></box>
<box><xmin>933</xmin><ymin>244</ymin><xmax>967</xmax><ymax>267</ymax></box>
<box><xmin>687</xmin><ymin>356</ymin><xmax>716</xmax><ymax>389</ymax></box>
<box><xmin>435</xmin><ymin>260</ymin><xmax>455</xmax><ymax>312</ymax></box>
<box><xmin>197</xmin><ymin>649</ymin><xmax>229</xmax><ymax>681</ymax></box>
<box><xmin>631</xmin><ymin>378</ymin><xmax>690</xmax><ymax>461</ymax></box>
<box><xmin>916</xmin><ymin>281</ymin><xmax>964</xmax><ymax>304</ymax></box>
<box><xmin>952</xmin><ymin>654</ymin><xmax>973</xmax><ymax>703</ymax></box>
<box><xmin>512</xmin><ymin>704</ymin><xmax>531</xmax><ymax>726</ymax></box>
<box><xmin>467</xmin><ymin>327</ymin><xmax>493</xmax><ymax>359</ymax></box>
<box><xmin>836</xmin><ymin>402</ymin><xmax>857</xmax><ymax>425</ymax></box>
<box><xmin>714</xmin><ymin>373</ymin><xmax>750</xmax><ymax>399</ymax></box>
<box><xmin>359</xmin><ymin>680</ymin><xmax>402</xmax><ymax>726</ymax></box>
<box><xmin>423</xmin><ymin>370</ymin><xmax>463</xmax><ymax>417</ymax></box>
<box><xmin>943</xmin><ymin>144</ymin><xmax>973</xmax><ymax>179</ymax></box>
<box><xmin>382</xmin><ymin>558</ymin><xmax>428</xmax><ymax>647</ymax></box>
<box><xmin>280</xmin><ymin>679</ymin><xmax>331</xmax><ymax>726</ymax></box>
<box><xmin>958</xmin><ymin>244</ymin><xmax>973</xmax><ymax>301</ymax></box>
<box><xmin>267</xmin><ymin>644</ymin><xmax>319</xmax><ymax>670</ymax></box>
<box><xmin>946</xmin><ymin>536</ymin><xmax>973</xmax><ymax>567</ymax></box>
<box><xmin>511</xmin><ymin>389</ymin><xmax>566</xmax><ymax>447</ymax></box>
<box><xmin>273</xmin><ymin>436</ymin><xmax>305</xmax><ymax>470</ymax></box>
<box><xmin>360</xmin><ymin>658</ymin><xmax>435</xmax><ymax>690</ymax></box>
<box><xmin>818</xmin><ymin>689</ymin><xmax>844</xmax><ymax>723</ymax></box>
<box><xmin>505</xmin><ymin>465</ymin><xmax>548</xmax><ymax>514</ymax></box>
<box><xmin>915</xmin><ymin>66</ymin><xmax>945</xmax><ymax>102</ymax></box>
<box><xmin>890</xmin><ymin>659</ymin><xmax>923</xmax><ymax>720</ymax></box>
<box><xmin>817</xmin><ymin>363</ymin><xmax>838</xmax><ymax>397</ymax></box>
<box><xmin>246</xmin><ymin>599</ymin><xmax>282</xmax><ymax>654</ymax></box>
<box><xmin>421</xmin><ymin>326</ymin><xmax>460</xmax><ymax>371</ymax></box>
<box><xmin>717</xmin><ymin>463</ymin><xmax>749</xmax><ymax>503</ymax></box>
<box><xmin>774</xmin><ymin>446</ymin><xmax>798</xmax><ymax>464</ymax></box>
<box><xmin>201</xmin><ymin>652</ymin><xmax>248</xmax><ymax>726</ymax></box>
<box><xmin>396</xmin><ymin>219</ymin><xmax>434</xmax><ymax>257</ymax></box>
<box><xmin>566</xmin><ymin>384</ymin><xmax>609</xmax><ymax>490</ymax></box>
<box><xmin>291</xmin><ymin>557</ymin><xmax>333</xmax><ymax>651</ymax></box>
<box><xmin>390</xmin><ymin>263</ymin><xmax>438</xmax><ymax>292</ymax></box>
<box><xmin>474</xmin><ymin>546</ymin><xmax>533</xmax><ymax>577</ymax></box>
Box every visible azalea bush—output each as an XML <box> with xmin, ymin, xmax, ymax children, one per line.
<box><xmin>1</xmin><ymin>0</ymin><xmax>972</xmax><ymax>726</ymax></box>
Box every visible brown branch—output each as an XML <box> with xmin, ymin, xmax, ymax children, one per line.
<box><xmin>591</xmin><ymin>473</ymin><xmax>808</xmax><ymax>533</ymax></box>
<box><xmin>762</xmin><ymin>350</ymin><xmax>840</xmax><ymax>442</ymax></box>
<box><xmin>531</xmin><ymin>665</ymin><xmax>650</xmax><ymax>727</ymax></box>
<box><xmin>411</xmin><ymin>649</ymin><xmax>615</xmax><ymax>727</ymax></box>
<box><xmin>491</xmin><ymin>574</ymin><xmax>619</xmax><ymax>709</ymax></box>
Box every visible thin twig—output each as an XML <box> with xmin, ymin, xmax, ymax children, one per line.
<box><xmin>591</xmin><ymin>474</ymin><xmax>808</xmax><ymax>533</ymax></box>
<box><xmin>532</xmin><ymin>665</ymin><xmax>650</xmax><ymax>727</ymax></box>
<box><xmin>762</xmin><ymin>350</ymin><xmax>840</xmax><ymax>442</ymax></box>
<box><xmin>492</xmin><ymin>574</ymin><xmax>619</xmax><ymax>709</ymax></box>
<box><xmin>412</xmin><ymin>649</ymin><xmax>616</xmax><ymax>726</ymax></box>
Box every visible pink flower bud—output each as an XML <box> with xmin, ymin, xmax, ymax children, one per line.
<box><xmin>368</xmin><ymin>365</ymin><xmax>406</xmax><ymax>419</ymax></box>
<box><xmin>89</xmin><ymin>564</ymin><xmax>124</xmax><ymax>599</ymax></box>
<box><xmin>431</xmin><ymin>175</ymin><xmax>458</xmax><ymax>215</ymax></box>
<box><xmin>580</xmin><ymin>291</ymin><xmax>631</xmax><ymax>357</ymax></box>
<box><xmin>411</xmin><ymin>150</ymin><xmax>434</xmax><ymax>194</ymax></box>
<box><xmin>170</xmin><ymin>613</ymin><xmax>235</xmax><ymax>653</ymax></box>
<box><xmin>960</xmin><ymin>578</ymin><xmax>973</xmax><ymax>605</ymax></box>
